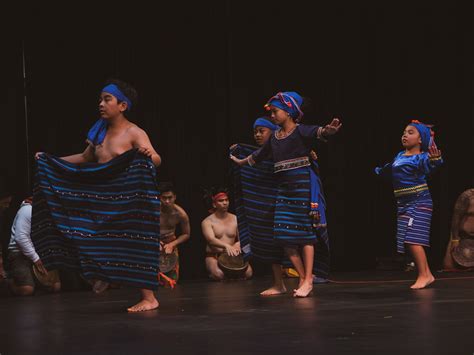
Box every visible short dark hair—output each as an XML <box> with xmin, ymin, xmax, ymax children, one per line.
<box><xmin>158</xmin><ymin>182</ymin><xmax>176</xmax><ymax>195</ymax></box>
<box><xmin>103</xmin><ymin>78</ymin><xmax>138</xmax><ymax>116</ymax></box>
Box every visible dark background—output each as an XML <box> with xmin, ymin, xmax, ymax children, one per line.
<box><xmin>1</xmin><ymin>1</ymin><xmax>472</xmax><ymax>280</ymax></box>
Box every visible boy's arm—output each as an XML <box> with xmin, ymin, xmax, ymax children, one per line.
<box><xmin>131</xmin><ymin>128</ymin><xmax>162</xmax><ymax>167</ymax></box>
<box><xmin>60</xmin><ymin>145</ymin><xmax>96</xmax><ymax>163</ymax></box>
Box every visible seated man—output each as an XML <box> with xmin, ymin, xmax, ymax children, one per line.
<box><xmin>201</xmin><ymin>189</ymin><xmax>252</xmax><ymax>281</ymax></box>
<box><xmin>158</xmin><ymin>182</ymin><xmax>191</xmax><ymax>286</ymax></box>
<box><xmin>7</xmin><ymin>198</ymin><xmax>60</xmax><ymax>296</ymax></box>
<box><xmin>443</xmin><ymin>189</ymin><xmax>474</xmax><ymax>270</ymax></box>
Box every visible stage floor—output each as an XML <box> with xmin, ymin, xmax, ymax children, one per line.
<box><xmin>1</xmin><ymin>271</ymin><xmax>474</xmax><ymax>354</ymax></box>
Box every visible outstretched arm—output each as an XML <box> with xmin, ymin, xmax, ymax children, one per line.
<box><xmin>36</xmin><ymin>145</ymin><xmax>96</xmax><ymax>164</ymax></box>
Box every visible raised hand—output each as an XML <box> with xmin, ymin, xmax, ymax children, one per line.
<box><xmin>322</xmin><ymin>118</ymin><xmax>342</xmax><ymax>136</ymax></box>
<box><xmin>428</xmin><ymin>145</ymin><xmax>442</xmax><ymax>159</ymax></box>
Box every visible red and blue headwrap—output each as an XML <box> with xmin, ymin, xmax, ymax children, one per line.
<box><xmin>86</xmin><ymin>84</ymin><xmax>133</xmax><ymax>146</ymax></box>
<box><xmin>408</xmin><ymin>120</ymin><xmax>436</xmax><ymax>152</ymax></box>
<box><xmin>264</xmin><ymin>91</ymin><xmax>304</xmax><ymax>122</ymax></box>
<box><xmin>253</xmin><ymin>117</ymin><xmax>278</xmax><ymax>131</ymax></box>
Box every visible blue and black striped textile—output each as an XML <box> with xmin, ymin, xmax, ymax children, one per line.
<box><xmin>31</xmin><ymin>149</ymin><xmax>161</xmax><ymax>290</ymax></box>
<box><xmin>231</xmin><ymin>144</ymin><xmax>330</xmax><ymax>278</ymax></box>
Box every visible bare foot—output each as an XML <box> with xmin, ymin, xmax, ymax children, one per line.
<box><xmin>92</xmin><ymin>280</ymin><xmax>109</xmax><ymax>294</ymax></box>
<box><xmin>293</xmin><ymin>281</ymin><xmax>313</xmax><ymax>298</ymax></box>
<box><xmin>410</xmin><ymin>275</ymin><xmax>435</xmax><ymax>290</ymax></box>
<box><xmin>260</xmin><ymin>284</ymin><xmax>287</xmax><ymax>296</ymax></box>
<box><xmin>127</xmin><ymin>299</ymin><xmax>159</xmax><ymax>313</ymax></box>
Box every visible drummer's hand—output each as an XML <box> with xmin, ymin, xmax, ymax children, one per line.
<box><xmin>225</xmin><ymin>244</ymin><xmax>241</xmax><ymax>257</ymax></box>
<box><xmin>34</xmin><ymin>259</ymin><xmax>48</xmax><ymax>275</ymax></box>
<box><xmin>163</xmin><ymin>243</ymin><xmax>175</xmax><ymax>255</ymax></box>
<box><xmin>35</xmin><ymin>152</ymin><xmax>45</xmax><ymax>160</ymax></box>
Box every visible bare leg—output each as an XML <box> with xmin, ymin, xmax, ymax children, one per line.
<box><xmin>285</xmin><ymin>247</ymin><xmax>309</xmax><ymax>296</ymax></box>
<box><xmin>244</xmin><ymin>264</ymin><xmax>253</xmax><ymax>279</ymax></box>
<box><xmin>407</xmin><ymin>244</ymin><xmax>435</xmax><ymax>289</ymax></box>
<box><xmin>260</xmin><ymin>263</ymin><xmax>287</xmax><ymax>296</ymax></box>
<box><xmin>127</xmin><ymin>288</ymin><xmax>159</xmax><ymax>312</ymax></box>
<box><xmin>294</xmin><ymin>245</ymin><xmax>314</xmax><ymax>297</ymax></box>
<box><xmin>205</xmin><ymin>257</ymin><xmax>225</xmax><ymax>281</ymax></box>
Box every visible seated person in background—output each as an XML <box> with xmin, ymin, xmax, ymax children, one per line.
<box><xmin>201</xmin><ymin>189</ymin><xmax>252</xmax><ymax>281</ymax></box>
<box><xmin>158</xmin><ymin>182</ymin><xmax>191</xmax><ymax>286</ymax></box>
<box><xmin>443</xmin><ymin>189</ymin><xmax>474</xmax><ymax>270</ymax></box>
<box><xmin>7</xmin><ymin>197</ymin><xmax>60</xmax><ymax>296</ymax></box>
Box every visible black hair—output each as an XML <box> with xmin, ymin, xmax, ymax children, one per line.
<box><xmin>158</xmin><ymin>182</ymin><xmax>176</xmax><ymax>195</ymax></box>
<box><xmin>103</xmin><ymin>78</ymin><xmax>138</xmax><ymax>116</ymax></box>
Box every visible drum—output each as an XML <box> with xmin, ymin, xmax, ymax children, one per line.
<box><xmin>159</xmin><ymin>250</ymin><xmax>179</xmax><ymax>273</ymax></box>
<box><xmin>452</xmin><ymin>239</ymin><xmax>474</xmax><ymax>268</ymax></box>
<box><xmin>217</xmin><ymin>253</ymin><xmax>249</xmax><ymax>278</ymax></box>
<box><xmin>32</xmin><ymin>265</ymin><xmax>60</xmax><ymax>288</ymax></box>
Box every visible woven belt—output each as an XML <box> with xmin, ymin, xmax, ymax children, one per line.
<box><xmin>274</xmin><ymin>156</ymin><xmax>310</xmax><ymax>173</ymax></box>
<box><xmin>394</xmin><ymin>184</ymin><xmax>428</xmax><ymax>197</ymax></box>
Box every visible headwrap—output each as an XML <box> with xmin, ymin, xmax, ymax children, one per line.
<box><xmin>212</xmin><ymin>192</ymin><xmax>228</xmax><ymax>202</ymax></box>
<box><xmin>208</xmin><ymin>192</ymin><xmax>229</xmax><ymax>214</ymax></box>
<box><xmin>86</xmin><ymin>84</ymin><xmax>132</xmax><ymax>146</ymax></box>
<box><xmin>408</xmin><ymin>120</ymin><xmax>436</xmax><ymax>152</ymax></box>
<box><xmin>253</xmin><ymin>117</ymin><xmax>278</xmax><ymax>131</ymax></box>
<box><xmin>264</xmin><ymin>91</ymin><xmax>304</xmax><ymax>122</ymax></box>
<box><xmin>102</xmin><ymin>84</ymin><xmax>132</xmax><ymax>110</ymax></box>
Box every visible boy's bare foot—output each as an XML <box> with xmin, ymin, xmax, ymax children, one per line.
<box><xmin>410</xmin><ymin>274</ymin><xmax>435</xmax><ymax>290</ymax></box>
<box><xmin>260</xmin><ymin>284</ymin><xmax>287</xmax><ymax>296</ymax></box>
<box><xmin>127</xmin><ymin>299</ymin><xmax>159</xmax><ymax>312</ymax></box>
<box><xmin>293</xmin><ymin>281</ymin><xmax>313</xmax><ymax>297</ymax></box>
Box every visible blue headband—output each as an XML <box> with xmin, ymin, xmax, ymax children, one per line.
<box><xmin>409</xmin><ymin>121</ymin><xmax>434</xmax><ymax>152</ymax></box>
<box><xmin>265</xmin><ymin>91</ymin><xmax>304</xmax><ymax>121</ymax></box>
<box><xmin>253</xmin><ymin>117</ymin><xmax>278</xmax><ymax>131</ymax></box>
<box><xmin>102</xmin><ymin>84</ymin><xmax>132</xmax><ymax>110</ymax></box>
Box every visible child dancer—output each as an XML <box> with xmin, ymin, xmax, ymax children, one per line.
<box><xmin>376</xmin><ymin>120</ymin><xmax>443</xmax><ymax>289</ymax></box>
<box><xmin>231</xmin><ymin>92</ymin><xmax>341</xmax><ymax>297</ymax></box>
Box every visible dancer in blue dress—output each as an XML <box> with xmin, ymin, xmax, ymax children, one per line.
<box><xmin>376</xmin><ymin>120</ymin><xmax>443</xmax><ymax>289</ymax></box>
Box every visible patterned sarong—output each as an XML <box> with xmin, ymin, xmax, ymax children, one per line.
<box><xmin>32</xmin><ymin>149</ymin><xmax>161</xmax><ymax>290</ymax></box>
<box><xmin>231</xmin><ymin>144</ymin><xmax>330</xmax><ymax>278</ymax></box>
<box><xmin>396</xmin><ymin>189</ymin><xmax>433</xmax><ymax>253</ymax></box>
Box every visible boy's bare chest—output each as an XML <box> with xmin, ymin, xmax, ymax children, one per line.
<box><xmin>94</xmin><ymin>133</ymin><xmax>134</xmax><ymax>163</ymax></box>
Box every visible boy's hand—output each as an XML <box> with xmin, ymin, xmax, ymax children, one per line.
<box><xmin>137</xmin><ymin>147</ymin><xmax>153</xmax><ymax>157</ymax></box>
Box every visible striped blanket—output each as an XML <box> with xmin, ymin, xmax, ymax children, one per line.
<box><xmin>231</xmin><ymin>144</ymin><xmax>330</xmax><ymax>278</ymax></box>
<box><xmin>31</xmin><ymin>149</ymin><xmax>161</xmax><ymax>290</ymax></box>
